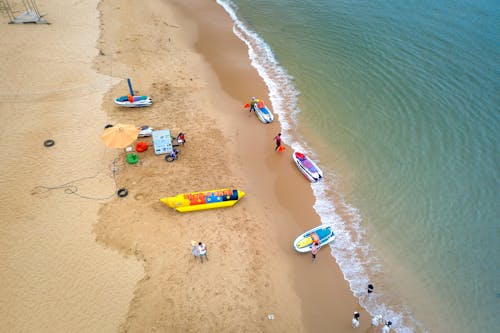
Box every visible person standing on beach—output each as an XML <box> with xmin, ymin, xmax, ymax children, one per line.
<box><xmin>352</xmin><ymin>311</ymin><xmax>360</xmax><ymax>328</ymax></box>
<box><xmin>248</xmin><ymin>97</ymin><xmax>257</xmax><ymax>112</ymax></box>
<box><xmin>311</xmin><ymin>242</ymin><xmax>319</xmax><ymax>262</ymax></box>
<box><xmin>191</xmin><ymin>240</ymin><xmax>199</xmax><ymax>259</ymax></box>
<box><xmin>198</xmin><ymin>242</ymin><xmax>208</xmax><ymax>263</ymax></box>
<box><xmin>274</xmin><ymin>133</ymin><xmax>282</xmax><ymax>151</ymax></box>
<box><xmin>176</xmin><ymin>132</ymin><xmax>185</xmax><ymax>146</ymax></box>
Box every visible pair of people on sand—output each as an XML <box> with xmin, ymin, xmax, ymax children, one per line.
<box><xmin>191</xmin><ymin>241</ymin><xmax>208</xmax><ymax>263</ymax></box>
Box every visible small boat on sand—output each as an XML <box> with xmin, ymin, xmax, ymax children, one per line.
<box><xmin>160</xmin><ymin>188</ymin><xmax>245</xmax><ymax>212</ymax></box>
<box><xmin>114</xmin><ymin>95</ymin><xmax>153</xmax><ymax>108</ymax></box>
<box><xmin>292</xmin><ymin>151</ymin><xmax>323</xmax><ymax>182</ymax></box>
<box><xmin>254</xmin><ymin>100</ymin><xmax>274</xmax><ymax>123</ymax></box>
<box><xmin>293</xmin><ymin>224</ymin><xmax>335</xmax><ymax>253</ymax></box>
<box><xmin>245</xmin><ymin>98</ymin><xmax>274</xmax><ymax>123</ymax></box>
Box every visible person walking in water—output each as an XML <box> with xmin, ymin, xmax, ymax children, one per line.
<box><xmin>274</xmin><ymin>133</ymin><xmax>282</xmax><ymax>151</ymax></box>
<box><xmin>381</xmin><ymin>321</ymin><xmax>392</xmax><ymax>333</ymax></box>
<box><xmin>368</xmin><ymin>283</ymin><xmax>374</xmax><ymax>294</ymax></box>
<box><xmin>198</xmin><ymin>242</ymin><xmax>208</xmax><ymax>263</ymax></box>
<box><xmin>352</xmin><ymin>311</ymin><xmax>360</xmax><ymax>328</ymax></box>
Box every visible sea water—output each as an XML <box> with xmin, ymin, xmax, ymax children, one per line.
<box><xmin>216</xmin><ymin>0</ymin><xmax>499</xmax><ymax>332</ymax></box>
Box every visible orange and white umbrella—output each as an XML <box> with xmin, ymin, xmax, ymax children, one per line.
<box><xmin>101</xmin><ymin>123</ymin><xmax>140</xmax><ymax>148</ymax></box>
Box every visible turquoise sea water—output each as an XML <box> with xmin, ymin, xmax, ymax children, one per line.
<box><xmin>217</xmin><ymin>0</ymin><xmax>499</xmax><ymax>332</ymax></box>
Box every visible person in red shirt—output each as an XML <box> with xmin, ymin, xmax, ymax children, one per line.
<box><xmin>274</xmin><ymin>133</ymin><xmax>282</xmax><ymax>151</ymax></box>
<box><xmin>176</xmin><ymin>132</ymin><xmax>185</xmax><ymax>146</ymax></box>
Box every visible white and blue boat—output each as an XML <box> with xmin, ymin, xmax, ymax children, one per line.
<box><xmin>114</xmin><ymin>78</ymin><xmax>153</xmax><ymax>107</ymax></box>
<box><xmin>254</xmin><ymin>100</ymin><xmax>274</xmax><ymax>123</ymax></box>
<box><xmin>114</xmin><ymin>95</ymin><xmax>153</xmax><ymax>108</ymax></box>
<box><xmin>293</xmin><ymin>224</ymin><xmax>335</xmax><ymax>253</ymax></box>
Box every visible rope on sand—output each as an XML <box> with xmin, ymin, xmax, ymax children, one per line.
<box><xmin>31</xmin><ymin>159</ymin><xmax>120</xmax><ymax>201</ymax></box>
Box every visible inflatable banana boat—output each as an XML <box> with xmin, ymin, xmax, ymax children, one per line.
<box><xmin>160</xmin><ymin>188</ymin><xmax>245</xmax><ymax>212</ymax></box>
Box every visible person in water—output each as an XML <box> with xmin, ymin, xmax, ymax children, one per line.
<box><xmin>381</xmin><ymin>321</ymin><xmax>392</xmax><ymax>333</ymax></box>
<box><xmin>368</xmin><ymin>283</ymin><xmax>374</xmax><ymax>294</ymax></box>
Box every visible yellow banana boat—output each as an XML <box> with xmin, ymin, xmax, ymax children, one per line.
<box><xmin>160</xmin><ymin>188</ymin><xmax>245</xmax><ymax>212</ymax></box>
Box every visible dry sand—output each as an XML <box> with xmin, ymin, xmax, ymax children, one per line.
<box><xmin>0</xmin><ymin>0</ymin><xmax>372</xmax><ymax>332</ymax></box>
<box><xmin>0</xmin><ymin>1</ymin><xmax>143</xmax><ymax>332</ymax></box>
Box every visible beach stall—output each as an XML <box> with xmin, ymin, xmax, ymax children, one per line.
<box><xmin>152</xmin><ymin>129</ymin><xmax>180</xmax><ymax>162</ymax></box>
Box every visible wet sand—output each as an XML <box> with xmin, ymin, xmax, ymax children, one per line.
<box><xmin>0</xmin><ymin>0</ymin><xmax>372</xmax><ymax>332</ymax></box>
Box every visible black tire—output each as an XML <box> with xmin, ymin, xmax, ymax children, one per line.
<box><xmin>165</xmin><ymin>155</ymin><xmax>175</xmax><ymax>162</ymax></box>
<box><xmin>44</xmin><ymin>139</ymin><xmax>55</xmax><ymax>147</ymax></box>
<box><xmin>117</xmin><ymin>188</ymin><xmax>128</xmax><ymax>197</ymax></box>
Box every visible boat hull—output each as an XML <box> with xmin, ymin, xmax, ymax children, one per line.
<box><xmin>160</xmin><ymin>189</ymin><xmax>245</xmax><ymax>212</ymax></box>
<box><xmin>114</xmin><ymin>95</ymin><xmax>153</xmax><ymax>108</ymax></box>
<box><xmin>292</xmin><ymin>151</ymin><xmax>323</xmax><ymax>182</ymax></box>
<box><xmin>293</xmin><ymin>224</ymin><xmax>335</xmax><ymax>253</ymax></box>
<box><xmin>255</xmin><ymin>106</ymin><xmax>274</xmax><ymax>123</ymax></box>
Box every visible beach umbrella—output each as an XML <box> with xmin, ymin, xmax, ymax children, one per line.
<box><xmin>101</xmin><ymin>123</ymin><xmax>140</xmax><ymax>148</ymax></box>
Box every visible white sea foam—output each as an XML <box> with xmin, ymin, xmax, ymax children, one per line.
<box><xmin>216</xmin><ymin>0</ymin><xmax>299</xmax><ymax>141</ymax></box>
<box><xmin>216</xmin><ymin>1</ymin><xmax>425</xmax><ymax>332</ymax></box>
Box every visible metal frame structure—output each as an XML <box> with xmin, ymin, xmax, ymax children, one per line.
<box><xmin>0</xmin><ymin>0</ymin><xmax>47</xmax><ymax>24</ymax></box>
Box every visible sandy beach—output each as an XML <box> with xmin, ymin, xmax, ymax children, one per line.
<box><xmin>1</xmin><ymin>0</ymin><xmax>371</xmax><ymax>332</ymax></box>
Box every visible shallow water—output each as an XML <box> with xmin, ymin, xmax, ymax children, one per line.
<box><xmin>217</xmin><ymin>0</ymin><xmax>500</xmax><ymax>331</ymax></box>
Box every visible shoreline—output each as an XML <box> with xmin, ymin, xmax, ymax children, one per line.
<box><xmin>94</xmin><ymin>0</ymin><xmax>305</xmax><ymax>330</ymax></box>
<box><xmin>159</xmin><ymin>0</ymin><xmax>373</xmax><ymax>331</ymax></box>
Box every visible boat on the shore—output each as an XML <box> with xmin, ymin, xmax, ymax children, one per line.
<box><xmin>160</xmin><ymin>188</ymin><xmax>245</xmax><ymax>212</ymax></box>
<box><xmin>292</xmin><ymin>151</ymin><xmax>323</xmax><ymax>182</ymax></box>
<box><xmin>114</xmin><ymin>95</ymin><xmax>153</xmax><ymax>108</ymax></box>
<box><xmin>293</xmin><ymin>224</ymin><xmax>335</xmax><ymax>253</ymax></box>
<box><xmin>253</xmin><ymin>100</ymin><xmax>274</xmax><ymax>123</ymax></box>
